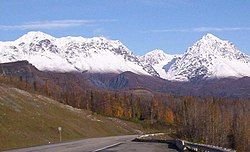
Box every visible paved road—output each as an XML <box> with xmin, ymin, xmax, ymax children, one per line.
<box><xmin>100</xmin><ymin>141</ymin><xmax>179</xmax><ymax>152</ymax></box>
<box><xmin>5</xmin><ymin>135</ymin><xmax>179</xmax><ymax>152</ymax></box>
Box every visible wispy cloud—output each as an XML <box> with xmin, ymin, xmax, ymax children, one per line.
<box><xmin>144</xmin><ymin>27</ymin><xmax>250</xmax><ymax>33</ymax></box>
<box><xmin>194</xmin><ymin>27</ymin><xmax>250</xmax><ymax>32</ymax></box>
<box><xmin>0</xmin><ymin>19</ymin><xmax>116</xmax><ymax>30</ymax></box>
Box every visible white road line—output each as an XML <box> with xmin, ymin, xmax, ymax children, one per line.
<box><xmin>93</xmin><ymin>142</ymin><xmax>122</xmax><ymax>152</ymax></box>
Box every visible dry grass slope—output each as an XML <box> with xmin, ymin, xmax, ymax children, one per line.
<box><xmin>0</xmin><ymin>84</ymin><xmax>144</xmax><ymax>151</ymax></box>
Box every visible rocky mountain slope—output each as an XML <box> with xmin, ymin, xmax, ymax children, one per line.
<box><xmin>0</xmin><ymin>32</ymin><xmax>249</xmax><ymax>82</ymax></box>
<box><xmin>0</xmin><ymin>31</ymin><xmax>158</xmax><ymax>76</ymax></box>
<box><xmin>165</xmin><ymin>34</ymin><xmax>250</xmax><ymax>81</ymax></box>
<box><xmin>139</xmin><ymin>49</ymin><xmax>180</xmax><ymax>79</ymax></box>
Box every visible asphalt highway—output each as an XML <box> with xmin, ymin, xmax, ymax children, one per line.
<box><xmin>5</xmin><ymin>135</ymin><xmax>179</xmax><ymax>152</ymax></box>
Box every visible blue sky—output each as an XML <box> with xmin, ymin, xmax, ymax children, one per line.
<box><xmin>0</xmin><ymin>0</ymin><xmax>250</xmax><ymax>55</ymax></box>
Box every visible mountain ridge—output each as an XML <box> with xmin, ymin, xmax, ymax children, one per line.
<box><xmin>0</xmin><ymin>31</ymin><xmax>160</xmax><ymax>76</ymax></box>
<box><xmin>0</xmin><ymin>32</ymin><xmax>250</xmax><ymax>82</ymax></box>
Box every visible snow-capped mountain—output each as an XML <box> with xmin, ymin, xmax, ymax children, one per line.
<box><xmin>165</xmin><ymin>33</ymin><xmax>250</xmax><ymax>81</ymax></box>
<box><xmin>139</xmin><ymin>49</ymin><xmax>180</xmax><ymax>79</ymax></box>
<box><xmin>1</xmin><ymin>32</ymin><xmax>249</xmax><ymax>82</ymax></box>
<box><xmin>0</xmin><ymin>31</ymin><xmax>158</xmax><ymax>76</ymax></box>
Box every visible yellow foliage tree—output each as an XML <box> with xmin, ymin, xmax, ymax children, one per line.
<box><xmin>165</xmin><ymin>108</ymin><xmax>174</xmax><ymax>125</ymax></box>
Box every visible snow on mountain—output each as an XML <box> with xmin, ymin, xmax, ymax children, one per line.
<box><xmin>1</xmin><ymin>32</ymin><xmax>249</xmax><ymax>82</ymax></box>
<box><xmin>139</xmin><ymin>49</ymin><xmax>180</xmax><ymax>79</ymax></box>
<box><xmin>165</xmin><ymin>33</ymin><xmax>250</xmax><ymax>81</ymax></box>
<box><xmin>0</xmin><ymin>32</ymin><xmax>76</xmax><ymax>72</ymax></box>
<box><xmin>0</xmin><ymin>31</ymin><xmax>157</xmax><ymax>76</ymax></box>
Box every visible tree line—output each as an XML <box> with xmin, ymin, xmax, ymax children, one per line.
<box><xmin>0</xmin><ymin>75</ymin><xmax>249</xmax><ymax>151</ymax></box>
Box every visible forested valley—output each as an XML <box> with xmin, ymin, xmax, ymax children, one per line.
<box><xmin>0</xmin><ymin>75</ymin><xmax>249</xmax><ymax>151</ymax></box>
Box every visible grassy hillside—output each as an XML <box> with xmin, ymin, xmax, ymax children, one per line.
<box><xmin>0</xmin><ymin>84</ymin><xmax>145</xmax><ymax>151</ymax></box>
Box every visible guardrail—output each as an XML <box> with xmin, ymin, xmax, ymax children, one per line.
<box><xmin>176</xmin><ymin>139</ymin><xmax>236</xmax><ymax>152</ymax></box>
<box><xmin>134</xmin><ymin>134</ymin><xmax>236</xmax><ymax>152</ymax></box>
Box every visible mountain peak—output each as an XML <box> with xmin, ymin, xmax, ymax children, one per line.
<box><xmin>143</xmin><ymin>49</ymin><xmax>170</xmax><ymax>61</ymax></box>
<box><xmin>141</xmin><ymin>49</ymin><xmax>175</xmax><ymax>65</ymax></box>
<box><xmin>146</xmin><ymin>49</ymin><xmax>165</xmax><ymax>55</ymax></box>
<box><xmin>200</xmin><ymin>33</ymin><xmax>221</xmax><ymax>42</ymax></box>
<box><xmin>185</xmin><ymin>33</ymin><xmax>228</xmax><ymax>55</ymax></box>
<box><xmin>166</xmin><ymin>34</ymin><xmax>250</xmax><ymax>81</ymax></box>
<box><xmin>204</xmin><ymin>33</ymin><xmax>217</xmax><ymax>38</ymax></box>
<box><xmin>139</xmin><ymin>49</ymin><xmax>179</xmax><ymax>79</ymax></box>
<box><xmin>15</xmin><ymin>31</ymin><xmax>55</xmax><ymax>43</ymax></box>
